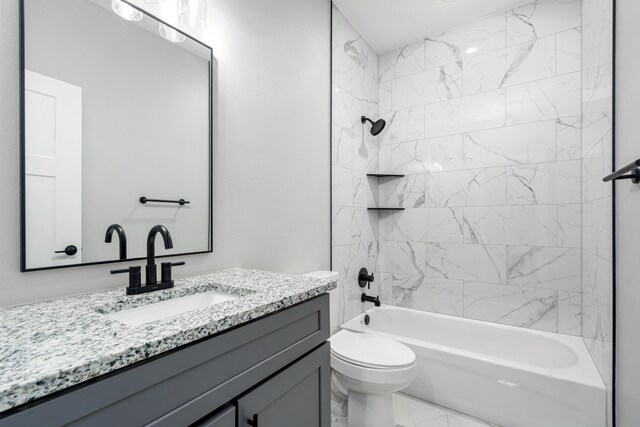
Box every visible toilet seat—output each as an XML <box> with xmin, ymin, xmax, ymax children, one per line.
<box><xmin>330</xmin><ymin>330</ymin><xmax>415</xmax><ymax>369</ymax></box>
<box><xmin>329</xmin><ymin>330</ymin><xmax>417</xmax><ymax>386</ymax></box>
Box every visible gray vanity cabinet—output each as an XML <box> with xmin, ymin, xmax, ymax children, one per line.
<box><xmin>237</xmin><ymin>342</ymin><xmax>330</xmax><ymax>427</ymax></box>
<box><xmin>0</xmin><ymin>294</ymin><xmax>330</xmax><ymax>427</ymax></box>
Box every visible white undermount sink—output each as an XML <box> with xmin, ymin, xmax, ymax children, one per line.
<box><xmin>104</xmin><ymin>290</ymin><xmax>240</xmax><ymax>327</ymax></box>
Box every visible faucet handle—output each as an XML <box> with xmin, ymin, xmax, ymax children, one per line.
<box><xmin>161</xmin><ymin>261</ymin><xmax>185</xmax><ymax>284</ymax></box>
<box><xmin>111</xmin><ymin>266</ymin><xmax>142</xmax><ymax>289</ymax></box>
<box><xmin>358</xmin><ymin>268</ymin><xmax>375</xmax><ymax>289</ymax></box>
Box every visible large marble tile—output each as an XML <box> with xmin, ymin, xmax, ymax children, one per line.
<box><xmin>379</xmin><ymin>81</ymin><xmax>392</xmax><ymax>114</ymax></box>
<box><xmin>380</xmin><ymin>135</ymin><xmax>463</xmax><ymax>174</ymax></box>
<box><xmin>582</xmin><ymin>249</ymin><xmax>613</xmax><ymax>296</ymax></box>
<box><xmin>558</xmin><ymin>204</ymin><xmax>581</xmax><ymax>247</ymax></box>
<box><xmin>425</xmin><ymin>243</ymin><xmax>506</xmax><ymax>284</ymax></box>
<box><xmin>557</xmin><ymin>28</ymin><xmax>582</xmax><ymax>74</ymax></box>
<box><xmin>582</xmin><ymin>0</ymin><xmax>613</xmax><ymax>26</ymax></box>
<box><xmin>425</xmin><ymin>13</ymin><xmax>506</xmax><ymax>69</ymax></box>
<box><xmin>504</xmin><ymin>205</ymin><xmax>559</xmax><ymax>246</ymax></box>
<box><xmin>332</xmin><ymin>206</ymin><xmax>377</xmax><ymax>247</ymax></box>
<box><xmin>392</xmin><ymin>63</ymin><xmax>462</xmax><ymax>111</ymax></box>
<box><xmin>463</xmin><ymin>206</ymin><xmax>558</xmax><ymax>246</ymax></box>
<box><xmin>378</xmin><ymin>174</ymin><xmax>428</xmax><ymax>209</ymax></box>
<box><xmin>558</xmin><ymin>290</ymin><xmax>582</xmax><ymax>336</ymax></box>
<box><xmin>582</xmin><ymin>134</ymin><xmax>612</xmax><ymax>204</ymax></box>
<box><xmin>463</xmin><ymin>207</ymin><xmax>509</xmax><ymax>245</ymax></box>
<box><xmin>557</xmin><ymin>115</ymin><xmax>582</xmax><ymax>161</ymax></box>
<box><xmin>582</xmin><ymin>18</ymin><xmax>613</xmax><ymax>72</ymax></box>
<box><xmin>506</xmin><ymin>160</ymin><xmax>582</xmax><ymax>205</ymax></box>
<box><xmin>506</xmin><ymin>73</ymin><xmax>581</xmax><ymax>124</ymax></box>
<box><xmin>463</xmin><ymin>35</ymin><xmax>556</xmax><ymax>95</ymax></box>
<box><xmin>582</xmin><ymin>64</ymin><xmax>612</xmax><ymax>115</ymax></box>
<box><xmin>379</xmin><ymin>106</ymin><xmax>425</xmax><ymax>145</ymax></box>
<box><xmin>507</xmin><ymin>246</ymin><xmax>581</xmax><ymax>291</ymax></box>
<box><xmin>380</xmin><ymin>207</ymin><xmax>464</xmax><ymax>243</ymax></box>
<box><xmin>427</xmin><ymin>168</ymin><xmax>506</xmax><ymax>208</ymax></box>
<box><xmin>380</xmin><ymin>241</ymin><xmax>426</xmax><ymax>276</ymax></box>
<box><xmin>463</xmin><ymin>121</ymin><xmax>557</xmax><ymax>169</ymax></box>
<box><xmin>334</xmin><ymin>167</ymin><xmax>377</xmax><ymax>208</ymax></box>
<box><xmin>582</xmin><ymin>197</ymin><xmax>613</xmax><ymax>261</ymax></box>
<box><xmin>379</xmin><ymin>40</ymin><xmax>425</xmax><ymax>83</ymax></box>
<box><xmin>506</xmin><ymin>0</ymin><xmax>581</xmax><ymax>46</ymax></box>
<box><xmin>386</xmin><ymin>275</ymin><xmax>464</xmax><ymax>316</ymax></box>
<box><xmin>463</xmin><ymin>282</ymin><xmax>558</xmax><ymax>332</ymax></box>
<box><xmin>332</xmin><ymin>124</ymin><xmax>353</xmax><ymax>169</ymax></box>
<box><xmin>425</xmin><ymin>89</ymin><xmax>506</xmax><ymax>138</ymax></box>
<box><xmin>582</xmin><ymin>112</ymin><xmax>611</xmax><ymax>158</ymax></box>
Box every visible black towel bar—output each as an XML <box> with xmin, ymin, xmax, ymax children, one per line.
<box><xmin>139</xmin><ymin>197</ymin><xmax>190</xmax><ymax>206</ymax></box>
<box><xmin>602</xmin><ymin>159</ymin><xmax>640</xmax><ymax>183</ymax></box>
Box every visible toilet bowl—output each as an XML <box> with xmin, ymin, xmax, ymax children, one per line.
<box><xmin>329</xmin><ymin>330</ymin><xmax>417</xmax><ymax>427</ymax></box>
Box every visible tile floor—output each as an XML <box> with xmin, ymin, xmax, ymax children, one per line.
<box><xmin>393</xmin><ymin>394</ymin><xmax>497</xmax><ymax>427</ymax></box>
<box><xmin>331</xmin><ymin>393</ymin><xmax>497</xmax><ymax>427</ymax></box>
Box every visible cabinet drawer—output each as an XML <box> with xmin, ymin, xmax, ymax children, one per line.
<box><xmin>193</xmin><ymin>405</ymin><xmax>235</xmax><ymax>427</ymax></box>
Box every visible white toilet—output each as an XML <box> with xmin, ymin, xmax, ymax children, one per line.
<box><xmin>329</xmin><ymin>330</ymin><xmax>417</xmax><ymax>427</ymax></box>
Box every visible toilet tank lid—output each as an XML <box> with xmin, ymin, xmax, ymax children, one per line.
<box><xmin>329</xmin><ymin>330</ymin><xmax>415</xmax><ymax>369</ymax></box>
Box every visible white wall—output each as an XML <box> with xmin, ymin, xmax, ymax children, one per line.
<box><xmin>0</xmin><ymin>0</ymin><xmax>331</xmax><ymax>306</ymax></box>
<box><xmin>615</xmin><ymin>0</ymin><xmax>640</xmax><ymax>424</ymax></box>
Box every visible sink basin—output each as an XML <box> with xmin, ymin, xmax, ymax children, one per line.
<box><xmin>104</xmin><ymin>290</ymin><xmax>240</xmax><ymax>326</ymax></box>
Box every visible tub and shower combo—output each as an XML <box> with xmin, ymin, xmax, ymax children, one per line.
<box><xmin>341</xmin><ymin>306</ymin><xmax>605</xmax><ymax>427</ymax></box>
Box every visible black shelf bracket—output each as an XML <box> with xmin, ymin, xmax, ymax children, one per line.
<box><xmin>367</xmin><ymin>207</ymin><xmax>405</xmax><ymax>211</ymax></box>
<box><xmin>367</xmin><ymin>173</ymin><xmax>405</xmax><ymax>178</ymax></box>
<box><xmin>603</xmin><ymin>159</ymin><xmax>640</xmax><ymax>184</ymax></box>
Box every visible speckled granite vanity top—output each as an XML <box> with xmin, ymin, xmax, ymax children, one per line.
<box><xmin>0</xmin><ymin>268</ymin><xmax>336</xmax><ymax>412</ymax></box>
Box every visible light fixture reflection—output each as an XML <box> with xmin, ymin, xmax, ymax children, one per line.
<box><xmin>179</xmin><ymin>0</ymin><xmax>207</xmax><ymax>30</ymax></box>
<box><xmin>159</xmin><ymin>23</ymin><xmax>186</xmax><ymax>43</ymax></box>
<box><xmin>111</xmin><ymin>0</ymin><xmax>143</xmax><ymax>21</ymax></box>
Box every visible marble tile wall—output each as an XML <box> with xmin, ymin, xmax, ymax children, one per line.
<box><xmin>580</xmin><ymin>0</ymin><xmax>614</xmax><ymax>424</ymax></box>
<box><xmin>377</xmin><ymin>0</ymin><xmax>587</xmax><ymax>335</ymax></box>
<box><xmin>331</xmin><ymin>5</ymin><xmax>380</xmax><ymax>333</ymax></box>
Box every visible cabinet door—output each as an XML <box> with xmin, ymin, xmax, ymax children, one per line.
<box><xmin>192</xmin><ymin>405</ymin><xmax>235</xmax><ymax>427</ymax></box>
<box><xmin>236</xmin><ymin>343</ymin><xmax>330</xmax><ymax>427</ymax></box>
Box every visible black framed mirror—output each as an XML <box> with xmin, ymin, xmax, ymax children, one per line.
<box><xmin>20</xmin><ymin>0</ymin><xmax>213</xmax><ymax>271</ymax></box>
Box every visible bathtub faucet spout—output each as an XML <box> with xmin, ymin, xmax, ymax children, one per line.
<box><xmin>361</xmin><ymin>293</ymin><xmax>381</xmax><ymax>307</ymax></box>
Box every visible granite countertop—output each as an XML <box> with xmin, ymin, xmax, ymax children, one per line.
<box><xmin>0</xmin><ymin>268</ymin><xmax>336</xmax><ymax>413</ymax></box>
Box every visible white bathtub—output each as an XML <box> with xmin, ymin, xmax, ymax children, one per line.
<box><xmin>341</xmin><ymin>306</ymin><xmax>606</xmax><ymax>427</ymax></box>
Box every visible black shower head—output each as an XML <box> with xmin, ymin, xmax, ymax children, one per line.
<box><xmin>361</xmin><ymin>115</ymin><xmax>386</xmax><ymax>136</ymax></box>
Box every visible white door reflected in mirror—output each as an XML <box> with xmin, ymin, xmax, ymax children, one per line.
<box><xmin>25</xmin><ymin>70</ymin><xmax>82</xmax><ymax>269</ymax></box>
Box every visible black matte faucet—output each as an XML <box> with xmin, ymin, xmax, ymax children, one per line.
<box><xmin>104</xmin><ymin>224</ymin><xmax>127</xmax><ymax>260</ymax></box>
<box><xmin>111</xmin><ymin>225</ymin><xmax>184</xmax><ymax>296</ymax></box>
<box><xmin>361</xmin><ymin>293</ymin><xmax>381</xmax><ymax>307</ymax></box>
<box><xmin>146</xmin><ymin>225</ymin><xmax>173</xmax><ymax>285</ymax></box>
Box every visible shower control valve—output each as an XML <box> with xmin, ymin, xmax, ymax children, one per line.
<box><xmin>358</xmin><ymin>268</ymin><xmax>375</xmax><ymax>289</ymax></box>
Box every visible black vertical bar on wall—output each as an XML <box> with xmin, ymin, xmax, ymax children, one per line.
<box><xmin>612</xmin><ymin>0</ymin><xmax>618</xmax><ymax>425</ymax></box>
<box><xmin>19</xmin><ymin>0</ymin><xmax>26</xmax><ymax>272</ymax></box>
<box><xmin>208</xmin><ymin>55</ymin><xmax>213</xmax><ymax>253</ymax></box>
<box><xmin>329</xmin><ymin>1</ymin><xmax>333</xmax><ymax>272</ymax></box>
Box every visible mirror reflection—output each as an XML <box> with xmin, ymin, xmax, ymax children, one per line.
<box><xmin>22</xmin><ymin>0</ymin><xmax>212</xmax><ymax>271</ymax></box>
